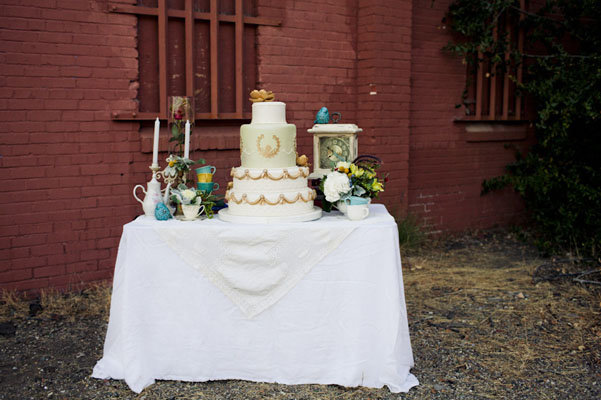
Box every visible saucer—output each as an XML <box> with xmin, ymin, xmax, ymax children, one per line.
<box><xmin>175</xmin><ymin>215</ymin><xmax>199</xmax><ymax>222</ymax></box>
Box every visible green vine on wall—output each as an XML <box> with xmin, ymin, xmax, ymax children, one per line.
<box><xmin>444</xmin><ymin>0</ymin><xmax>601</xmax><ymax>256</ymax></box>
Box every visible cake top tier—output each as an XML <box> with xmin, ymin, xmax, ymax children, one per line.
<box><xmin>251</xmin><ymin>102</ymin><xmax>287</xmax><ymax>125</ymax></box>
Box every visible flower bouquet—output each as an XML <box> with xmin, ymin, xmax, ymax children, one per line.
<box><xmin>163</xmin><ymin>154</ymin><xmax>206</xmax><ymax>185</ymax></box>
<box><xmin>318</xmin><ymin>156</ymin><xmax>386</xmax><ymax>212</ymax></box>
<box><xmin>170</xmin><ymin>185</ymin><xmax>202</xmax><ymax>206</ymax></box>
<box><xmin>170</xmin><ymin>184</ymin><xmax>220</xmax><ymax>219</ymax></box>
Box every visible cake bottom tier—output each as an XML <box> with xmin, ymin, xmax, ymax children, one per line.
<box><xmin>225</xmin><ymin>187</ymin><xmax>316</xmax><ymax>217</ymax></box>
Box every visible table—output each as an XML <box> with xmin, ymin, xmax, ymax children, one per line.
<box><xmin>92</xmin><ymin>204</ymin><xmax>418</xmax><ymax>393</ymax></box>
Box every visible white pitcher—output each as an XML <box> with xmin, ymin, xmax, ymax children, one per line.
<box><xmin>133</xmin><ymin>177</ymin><xmax>162</xmax><ymax>218</ymax></box>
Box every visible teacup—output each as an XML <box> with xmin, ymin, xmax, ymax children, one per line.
<box><xmin>346</xmin><ymin>204</ymin><xmax>369</xmax><ymax>221</ymax></box>
<box><xmin>344</xmin><ymin>196</ymin><xmax>370</xmax><ymax>206</ymax></box>
<box><xmin>196</xmin><ymin>165</ymin><xmax>216</xmax><ymax>174</ymax></box>
<box><xmin>181</xmin><ymin>204</ymin><xmax>205</xmax><ymax>221</ymax></box>
<box><xmin>197</xmin><ymin>182</ymin><xmax>220</xmax><ymax>194</ymax></box>
<box><xmin>196</xmin><ymin>166</ymin><xmax>216</xmax><ymax>183</ymax></box>
<box><xmin>197</xmin><ymin>173</ymin><xmax>213</xmax><ymax>183</ymax></box>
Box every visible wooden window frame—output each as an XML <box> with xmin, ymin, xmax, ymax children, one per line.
<box><xmin>457</xmin><ymin>0</ymin><xmax>527</xmax><ymax>123</ymax></box>
<box><xmin>108</xmin><ymin>0</ymin><xmax>280</xmax><ymax>121</ymax></box>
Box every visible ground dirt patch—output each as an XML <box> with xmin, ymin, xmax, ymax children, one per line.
<box><xmin>1</xmin><ymin>230</ymin><xmax>600</xmax><ymax>399</ymax></box>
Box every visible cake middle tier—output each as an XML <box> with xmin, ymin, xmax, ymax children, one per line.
<box><xmin>240</xmin><ymin>123</ymin><xmax>297</xmax><ymax>168</ymax></box>
<box><xmin>225</xmin><ymin>166</ymin><xmax>316</xmax><ymax>217</ymax></box>
<box><xmin>230</xmin><ymin>166</ymin><xmax>310</xmax><ymax>191</ymax></box>
<box><xmin>225</xmin><ymin>187</ymin><xmax>316</xmax><ymax>217</ymax></box>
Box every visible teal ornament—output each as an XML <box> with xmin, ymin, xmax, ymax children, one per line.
<box><xmin>314</xmin><ymin>107</ymin><xmax>330</xmax><ymax>124</ymax></box>
<box><xmin>155</xmin><ymin>202</ymin><xmax>172</xmax><ymax>221</ymax></box>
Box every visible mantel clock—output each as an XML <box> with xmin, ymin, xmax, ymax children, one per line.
<box><xmin>308</xmin><ymin>123</ymin><xmax>362</xmax><ymax>179</ymax></box>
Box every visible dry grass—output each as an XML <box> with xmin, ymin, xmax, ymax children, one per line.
<box><xmin>1</xmin><ymin>282</ymin><xmax>111</xmax><ymax>323</ymax></box>
<box><xmin>403</xmin><ymin>233</ymin><xmax>601</xmax><ymax>397</ymax></box>
<box><xmin>0</xmin><ymin>290</ymin><xmax>29</xmax><ymax>321</ymax></box>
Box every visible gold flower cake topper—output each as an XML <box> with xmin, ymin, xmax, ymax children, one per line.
<box><xmin>249</xmin><ymin>89</ymin><xmax>275</xmax><ymax>103</ymax></box>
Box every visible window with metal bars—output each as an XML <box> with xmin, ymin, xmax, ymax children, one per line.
<box><xmin>109</xmin><ymin>0</ymin><xmax>280</xmax><ymax>121</ymax></box>
<box><xmin>462</xmin><ymin>0</ymin><xmax>527</xmax><ymax>121</ymax></box>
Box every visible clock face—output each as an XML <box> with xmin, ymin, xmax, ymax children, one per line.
<box><xmin>319</xmin><ymin>136</ymin><xmax>351</xmax><ymax>169</ymax></box>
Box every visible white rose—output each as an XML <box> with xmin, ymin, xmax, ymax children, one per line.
<box><xmin>324</xmin><ymin>171</ymin><xmax>351</xmax><ymax>203</ymax></box>
<box><xmin>181</xmin><ymin>189</ymin><xmax>196</xmax><ymax>203</ymax></box>
<box><xmin>336</xmin><ymin>161</ymin><xmax>351</xmax><ymax>170</ymax></box>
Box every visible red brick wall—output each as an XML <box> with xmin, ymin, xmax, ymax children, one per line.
<box><xmin>0</xmin><ymin>0</ymin><xmax>142</xmax><ymax>292</ymax></box>
<box><xmin>408</xmin><ymin>0</ymin><xmax>533</xmax><ymax>233</ymax></box>
<box><xmin>0</xmin><ymin>0</ymin><xmax>533</xmax><ymax>293</ymax></box>
<box><xmin>257</xmin><ymin>0</ymin><xmax>412</xmax><ymax>216</ymax></box>
<box><xmin>355</xmin><ymin>0</ymin><xmax>412</xmax><ymax>215</ymax></box>
<box><xmin>255</xmin><ymin>0</ymin><xmax>358</xmax><ymax>161</ymax></box>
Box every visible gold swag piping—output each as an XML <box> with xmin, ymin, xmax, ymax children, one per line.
<box><xmin>226</xmin><ymin>189</ymin><xmax>316</xmax><ymax>206</ymax></box>
<box><xmin>231</xmin><ymin>167</ymin><xmax>310</xmax><ymax>181</ymax></box>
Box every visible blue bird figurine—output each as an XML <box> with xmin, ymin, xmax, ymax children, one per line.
<box><xmin>314</xmin><ymin>107</ymin><xmax>330</xmax><ymax>124</ymax></box>
<box><xmin>155</xmin><ymin>202</ymin><xmax>172</xmax><ymax>221</ymax></box>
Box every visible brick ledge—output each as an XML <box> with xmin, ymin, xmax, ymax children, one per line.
<box><xmin>454</xmin><ymin>120</ymin><xmax>531</xmax><ymax>142</ymax></box>
<box><xmin>140</xmin><ymin>125</ymin><xmax>241</xmax><ymax>153</ymax></box>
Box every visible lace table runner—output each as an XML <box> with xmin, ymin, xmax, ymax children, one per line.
<box><xmin>154</xmin><ymin>222</ymin><xmax>355</xmax><ymax>318</ymax></box>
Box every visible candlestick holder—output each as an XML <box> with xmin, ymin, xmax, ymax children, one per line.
<box><xmin>159</xmin><ymin>154</ymin><xmax>189</xmax><ymax>209</ymax></box>
<box><xmin>150</xmin><ymin>163</ymin><xmax>161</xmax><ymax>180</ymax></box>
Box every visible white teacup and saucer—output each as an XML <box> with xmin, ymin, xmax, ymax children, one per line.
<box><xmin>179</xmin><ymin>204</ymin><xmax>205</xmax><ymax>221</ymax></box>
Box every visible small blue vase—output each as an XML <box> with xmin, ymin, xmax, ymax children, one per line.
<box><xmin>155</xmin><ymin>202</ymin><xmax>172</xmax><ymax>221</ymax></box>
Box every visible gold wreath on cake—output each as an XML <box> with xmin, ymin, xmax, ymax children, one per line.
<box><xmin>249</xmin><ymin>89</ymin><xmax>275</xmax><ymax>103</ymax></box>
<box><xmin>257</xmin><ymin>134</ymin><xmax>281</xmax><ymax>158</ymax></box>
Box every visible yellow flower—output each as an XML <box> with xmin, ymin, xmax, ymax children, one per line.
<box><xmin>350</xmin><ymin>164</ymin><xmax>364</xmax><ymax>177</ymax></box>
<box><xmin>372</xmin><ymin>180</ymin><xmax>384</xmax><ymax>191</ymax></box>
<box><xmin>336</xmin><ymin>161</ymin><xmax>351</xmax><ymax>170</ymax></box>
<box><xmin>169</xmin><ymin>160</ymin><xmax>176</xmax><ymax>167</ymax></box>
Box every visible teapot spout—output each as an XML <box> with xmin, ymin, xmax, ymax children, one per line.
<box><xmin>163</xmin><ymin>182</ymin><xmax>172</xmax><ymax>205</ymax></box>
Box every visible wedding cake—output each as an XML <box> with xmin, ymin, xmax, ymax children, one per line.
<box><xmin>219</xmin><ymin>99</ymin><xmax>322</xmax><ymax>222</ymax></box>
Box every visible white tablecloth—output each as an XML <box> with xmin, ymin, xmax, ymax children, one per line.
<box><xmin>92</xmin><ymin>204</ymin><xmax>418</xmax><ymax>393</ymax></box>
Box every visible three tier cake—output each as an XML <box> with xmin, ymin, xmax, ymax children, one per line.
<box><xmin>219</xmin><ymin>100</ymin><xmax>322</xmax><ymax>223</ymax></box>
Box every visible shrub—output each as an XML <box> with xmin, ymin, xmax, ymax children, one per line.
<box><xmin>397</xmin><ymin>214</ymin><xmax>426</xmax><ymax>253</ymax></box>
<box><xmin>445</xmin><ymin>0</ymin><xmax>601</xmax><ymax>256</ymax></box>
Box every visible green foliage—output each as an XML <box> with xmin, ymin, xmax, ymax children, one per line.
<box><xmin>397</xmin><ymin>214</ymin><xmax>426</xmax><ymax>253</ymax></box>
<box><xmin>317</xmin><ymin>176</ymin><xmax>334</xmax><ymax>212</ymax></box>
<box><xmin>446</xmin><ymin>0</ymin><xmax>601</xmax><ymax>256</ymax></box>
<box><xmin>201</xmin><ymin>193</ymin><xmax>225</xmax><ymax>219</ymax></box>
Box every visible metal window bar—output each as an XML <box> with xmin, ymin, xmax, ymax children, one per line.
<box><xmin>108</xmin><ymin>1</ymin><xmax>280</xmax><ymax>121</ymax></box>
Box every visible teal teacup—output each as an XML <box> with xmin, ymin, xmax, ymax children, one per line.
<box><xmin>197</xmin><ymin>181</ymin><xmax>220</xmax><ymax>194</ymax></box>
<box><xmin>344</xmin><ymin>196</ymin><xmax>370</xmax><ymax>205</ymax></box>
<box><xmin>195</xmin><ymin>165</ymin><xmax>216</xmax><ymax>175</ymax></box>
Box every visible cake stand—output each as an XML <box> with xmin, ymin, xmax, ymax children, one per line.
<box><xmin>218</xmin><ymin>206</ymin><xmax>322</xmax><ymax>224</ymax></box>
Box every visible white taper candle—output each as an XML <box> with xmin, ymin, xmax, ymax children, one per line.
<box><xmin>184</xmin><ymin>120</ymin><xmax>190</xmax><ymax>159</ymax></box>
<box><xmin>152</xmin><ymin>117</ymin><xmax>160</xmax><ymax>166</ymax></box>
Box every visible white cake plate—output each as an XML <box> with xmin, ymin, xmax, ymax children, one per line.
<box><xmin>218</xmin><ymin>206</ymin><xmax>322</xmax><ymax>224</ymax></box>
